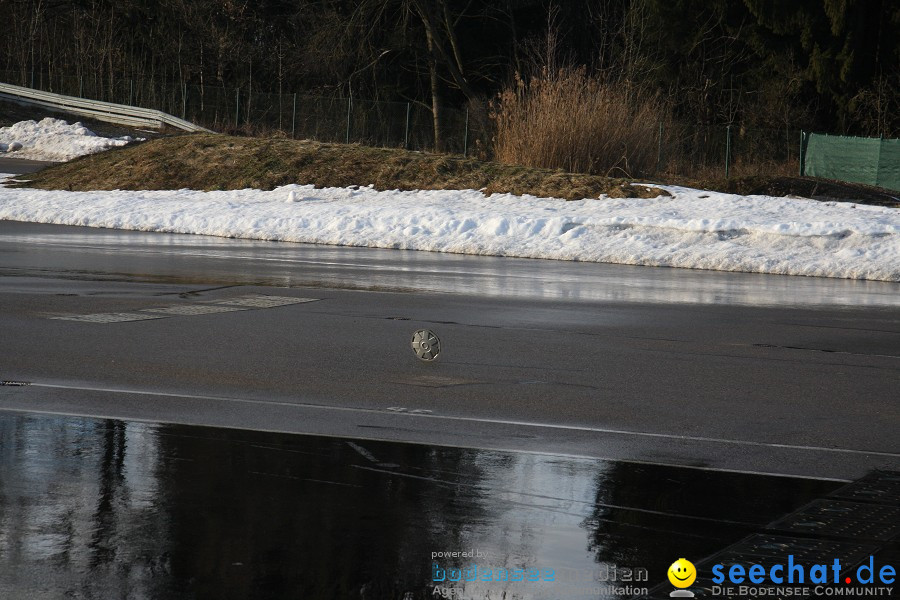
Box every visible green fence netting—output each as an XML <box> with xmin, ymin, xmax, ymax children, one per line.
<box><xmin>801</xmin><ymin>132</ymin><xmax>900</xmax><ymax>193</ymax></box>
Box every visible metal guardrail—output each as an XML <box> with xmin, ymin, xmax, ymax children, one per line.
<box><xmin>0</xmin><ymin>81</ymin><xmax>212</xmax><ymax>133</ymax></box>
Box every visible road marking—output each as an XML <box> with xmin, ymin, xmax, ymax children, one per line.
<box><xmin>8</xmin><ymin>381</ymin><xmax>898</xmax><ymax>464</ymax></box>
<box><xmin>0</xmin><ymin>397</ymin><xmax>854</xmax><ymax>482</ymax></box>
<box><xmin>346</xmin><ymin>441</ymin><xmax>381</xmax><ymax>463</ymax></box>
<box><xmin>424</xmin><ymin>413</ymin><xmax>900</xmax><ymax>458</ymax></box>
<box><xmin>391</xmin><ymin>375</ymin><xmax>481</xmax><ymax>388</ymax></box>
<box><xmin>210</xmin><ymin>295</ymin><xmax>319</xmax><ymax>308</ymax></box>
<box><xmin>44</xmin><ymin>294</ymin><xmax>320</xmax><ymax>322</ymax></box>
<box><xmin>142</xmin><ymin>305</ymin><xmax>248</xmax><ymax>316</ymax></box>
<box><xmin>49</xmin><ymin>312</ymin><xmax>167</xmax><ymax>323</ymax></box>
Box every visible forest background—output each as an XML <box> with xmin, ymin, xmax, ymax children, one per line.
<box><xmin>2</xmin><ymin>0</ymin><xmax>898</xmax><ymax>178</ymax></box>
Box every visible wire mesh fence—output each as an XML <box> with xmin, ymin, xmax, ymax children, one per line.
<box><xmin>1</xmin><ymin>70</ymin><xmax>800</xmax><ymax>179</ymax></box>
<box><xmin>649</xmin><ymin>122</ymin><xmax>801</xmax><ymax>179</ymax></box>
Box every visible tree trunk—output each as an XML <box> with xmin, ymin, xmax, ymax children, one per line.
<box><xmin>426</xmin><ymin>27</ymin><xmax>443</xmax><ymax>152</ymax></box>
<box><xmin>413</xmin><ymin>0</ymin><xmax>478</xmax><ymax>105</ymax></box>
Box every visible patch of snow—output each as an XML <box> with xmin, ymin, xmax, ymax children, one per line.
<box><xmin>0</xmin><ymin>181</ymin><xmax>896</xmax><ymax>281</ymax></box>
<box><xmin>0</xmin><ymin>118</ymin><xmax>137</xmax><ymax>161</ymax></box>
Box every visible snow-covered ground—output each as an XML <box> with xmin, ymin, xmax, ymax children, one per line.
<box><xmin>0</xmin><ymin>118</ymin><xmax>136</xmax><ymax>161</ymax></box>
<box><xmin>1</xmin><ymin>180</ymin><xmax>897</xmax><ymax>281</ymax></box>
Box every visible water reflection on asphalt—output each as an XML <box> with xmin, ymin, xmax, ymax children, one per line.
<box><xmin>0</xmin><ymin>413</ymin><xmax>837</xmax><ymax>599</ymax></box>
<box><xmin>3</xmin><ymin>221</ymin><xmax>899</xmax><ymax>307</ymax></box>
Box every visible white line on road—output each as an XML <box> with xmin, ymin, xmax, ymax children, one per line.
<box><xmin>1</xmin><ymin>389</ymin><xmax>860</xmax><ymax>481</ymax></box>
<box><xmin>20</xmin><ymin>381</ymin><xmax>900</xmax><ymax>459</ymax></box>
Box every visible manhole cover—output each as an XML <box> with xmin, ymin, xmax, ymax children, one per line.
<box><xmin>411</xmin><ymin>329</ymin><xmax>441</xmax><ymax>361</ymax></box>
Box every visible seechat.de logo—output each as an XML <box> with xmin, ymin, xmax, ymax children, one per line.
<box><xmin>711</xmin><ymin>555</ymin><xmax>896</xmax><ymax>586</ymax></box>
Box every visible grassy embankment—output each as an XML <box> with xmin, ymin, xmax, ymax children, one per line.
<box><xmin>14</xmin><ymin>133</ymin><xmax>899</xmax><ymax>207</ymax></box>
<box><xmin>16</xmin><ymin>134</ymin><xmax>664</xmax><ymax>200</ymax></box>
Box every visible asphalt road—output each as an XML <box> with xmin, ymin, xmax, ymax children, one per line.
<box><xmin>0</xmin><ymin>157</ymin><xmax>57</xmax><ymax>174</ymax></box>
<box><xmin>5</xmin><ymin>411</ymin><xmax>874</xmax><ymax>600</ymax></box>
<box><xmin>1</xmin><ymin>219</ymin><xmax>898</xmax><ymax>480</ymax></box>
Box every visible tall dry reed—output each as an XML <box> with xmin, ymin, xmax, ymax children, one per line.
<box><xmin>491</xmin><ymin>67</ymin><xmax>667</xmax><ymax>177</ymax></box>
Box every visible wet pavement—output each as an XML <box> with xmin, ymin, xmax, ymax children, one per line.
<box><xmin>2</xmin><ymin>221</ymin><xmax>899</xmax><ymax>307</ymax></box>
<box><xmin>2</xmin><ymin>219</ymin><xmax>899</xmax><ymax>481</ymax></box>
<box><xmin>0</xmin><ymin>157</ymin><xmax>57</xmax><ymax>175</ymax></box>
<box><xmin>1</xmin><ymin>412</ymin><xmax>896</xmax><ymax>600</ymax></box>
<box><xmin>1</xmin><ymin>217</ymin><xmax>898</xmax><ymax>600</ymax></box>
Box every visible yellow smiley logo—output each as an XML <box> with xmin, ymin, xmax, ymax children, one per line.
<box><xmin>668</xmin><ymin>558</ymin><xmax>697</xmax><ymax>588</ymax></box>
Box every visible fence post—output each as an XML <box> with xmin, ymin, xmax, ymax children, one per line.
<box><xmin>291</xmin><ymin>93</ymin><xmax>297</xmax><ymax>138</ymax></box>
<box><xmin>463</xmin><ymin>108</ymin><xmax>469</xmax><ymax>157</ymax></box>
<box><xmin>799</xmin><ymin>130</ymin><xmax>805</xmax><ymax>176</ymax></box>
<box><xmin>725</xmin><ymin>124</ymin><xmax>732</xmax><ymax>178</ymax></box>
<box><xmin>404</xmin><ymin>103</ymin><xmax>411</xmax><ymax>150</ymax></box>
<box><xmin>345</xmin><ymin>97</ymin><xmax>352</xmax><ymax>144</ymax></box>
<box><xmin>235</xmin><ymin>88</ymin><xmax>240</xmax><ymax>128</ymax></box>
<box><xmin>79</xmin><ymin>76</ymin><xmax>83</xmax><ymax>98</ymax></box>
<box><xmin>656</xmin><ymin>122</ymin><xmax>663</xmax><ymax>174</ymax></box>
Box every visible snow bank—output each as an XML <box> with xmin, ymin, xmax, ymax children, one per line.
<box><xmin>0</xmin><ymin>180</ymin><xmax>897</xmax><ymax>281</ymax></box>
<box><xmin>0</xmin><ymin>118</ymin><xmax>135</xmax><ymax>161</ymax></box>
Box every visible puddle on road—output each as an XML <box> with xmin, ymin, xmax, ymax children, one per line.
<box><xmin>0</xmin><ymin>413</ymin><xmax>841</xmax><ymax>599</ymax></box>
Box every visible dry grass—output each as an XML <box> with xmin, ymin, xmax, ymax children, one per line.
<box><xmin>16</xmin><ymin>132</ymin><xmax>897</xmax><ymax>207</ymax></box>
<box><xmin>16</xmin><ymin>133</ymin><xmax>666</xmax><ymax>200</ymax></box>
<box><xmin>687</xmin><ymin>175</ymin><xmax>899</xmax><ymax>207</ymax></box>
<box><xmin>491</xmin><ymin>67</ymin><xmax>667</xmax><ymax>177</ymax></box>
<box><xmin>661</xmin><ymin>159</ymin><xmax>799</xmax><ymax>183</ymax></box>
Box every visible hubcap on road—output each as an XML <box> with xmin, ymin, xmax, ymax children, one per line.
<box><xmin>411</xmin><ymin>329</ymin><xmax>441</xmax><ymax>361</ymax></box>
